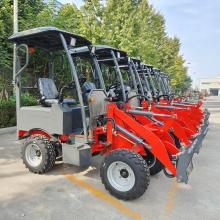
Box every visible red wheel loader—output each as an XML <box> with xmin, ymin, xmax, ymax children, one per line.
<box><xmin>9</xmin><ymin>27</ymin><xmax>208</xmax><ymax>200</ymax></box>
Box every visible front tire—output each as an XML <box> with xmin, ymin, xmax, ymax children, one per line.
<box><xmin>100</xmin><ymin>149</ymin><xmax>150</xmax><ymax>200</ymax></box>
<box><xmin>21</xmin><ymin>135</ymin><xmax>56</xmax><ymax>174</ymax></box>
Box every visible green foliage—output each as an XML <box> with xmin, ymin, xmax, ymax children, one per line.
<box><xmin>0</xmin><ymin>0</ymin><xmax>46</xmax><ymax>99</ymax></box>
<box><xmin>0</xmin><ymin>97</ymin><xmax>16</xmax><ymax>128</ymax></box>
<box><xmin>78</xmin><ymin>0</ymin><xmax>191</xmax><ymax>92</ymax></box>
<box><xmin>0</xmin><ymin>0</ymin><xmax>14</xmax><ymax>94</ymax></box>
<box><xmin>0</xmin><ymin>0</ymin><xmax>191</xmax><ymax>95</ymax></box>
<box><xmin>0</xmin><ymin>93</ymin><xmax>38</xmax><ymax>128</ymax></box>
<box><xmin>20</xmin><ymin>93</ymin><xmax>38</xmax><ymax>106</ymax></box>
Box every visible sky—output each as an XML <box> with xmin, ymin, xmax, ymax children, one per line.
<box><xmin>60</xmin><ymin>0</ymin><xmax>220</xmax><ymax>86</ymax></box>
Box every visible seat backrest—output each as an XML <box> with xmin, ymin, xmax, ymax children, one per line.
<box><xmin>88</xmin><ymin>89</ymin><xmax>107</xmax><ymax>128</ymax></box>
<box><xmin>38</xmin><ymin>78</ymin><xmax>58</xmax><ymax>99</ymax></box>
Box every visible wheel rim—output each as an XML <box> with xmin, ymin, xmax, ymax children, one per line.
<box><xmin>107</xmin><ymin>161</ymin><xmax>135</xmax><ymax>192</ymax></box>
<box><xmin>25</xmin><ymin>144</ymin><xmax>42</xmax><ymax>167</ymax></box>
<box><xmin>146</xmin><ymin>154</ymin><xmax>156</xmax><ymax>169</ymax></box>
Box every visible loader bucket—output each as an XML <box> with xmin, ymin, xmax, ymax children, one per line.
<box><xmin>193</xmin><ymin>120</ymin><xmax>209</xmax><ymax>154</ymax></box>
<box><xmin>176</xmin><ymin>119</ymin><xmax>208</xmax><ymax>183</ymax></box>
<box><xmin>204</xmin><ymin>109</ymin><xmax>210</xmax><ymax>122</ymax></box>
<box><xmin>176</xmin><ymin>145</ymin><xmax>195</xmax><ymax>183</ymax></box>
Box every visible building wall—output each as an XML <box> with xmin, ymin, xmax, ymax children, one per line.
<box><xmin>199</xmin><ymin>76</ymin><xmax>220</xmax><ymax>96</ymax></box>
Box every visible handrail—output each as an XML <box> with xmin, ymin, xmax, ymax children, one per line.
<box><xmin>15</xmin><ymin>44</ymin><xmax>29</xmax><ymax>83</ymax></box>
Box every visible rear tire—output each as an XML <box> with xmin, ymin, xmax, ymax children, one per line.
<box><xmin>21</xmin><ymin>134</ymin><xmax>56</xmax><ymax>174</ymax></box>
<box><xmin>100</xmin><ymin>149</ymin><xmax>150</xmax><ymax>200</ymax></box>
<box><xmin>51</xmin><ymin>141</ymin><xmax>63</xmax><ymax>161</ymax></box>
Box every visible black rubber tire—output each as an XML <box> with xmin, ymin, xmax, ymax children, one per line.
<box><xmin>149</xmin><ymin>159</ymin><xmax>164</xmax><ymax>175</ymax></box>
<box><xmin>21</xmin><ymin>134</ymin><xmax>56</xmax><ymax>174</ymax></box>
<box><xmin>144</xmin><ymin>152</ymin><xmax>164</xmax><ymax>176</ymax></box>
<box><xmin>169</xmin><ymin>132</ymin><xmax>181</xmax><ymax>149</ymax></box>
<box><xmin>51</xmin><ymin>141</ymin><xmax>63</xmax><ymax>161</ymax></box>
<box><xmin>100</xmin><ymin>149</ymin><xmax>150</xmax><ymax>200</ymax></box>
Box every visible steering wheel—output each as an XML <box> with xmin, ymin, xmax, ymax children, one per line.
<box><xmin>126</xmin><ymin>94</ymin><xmax>152</xmax><ymax>110</ymax></box>
<box><xmin>175</xmin><ymin>95</ymin><xmax>188</xmax><ymax>102</ymax></box>
<box><xmin>58</xmin><ymin>81</ymin><xmax>75</xmax><ymax>103</ymax></box>
<box><xmin>156</xmin><ymin>94</ymin><xmax>172</xmax><ymax>103</ymax></box>
<box><xmin>107</xmin><ymin>84</ymin><xmax>117</xmax><ymax>91</ymax></box>
<box><xmin>106</xmin><ymin>82</ymin><xmax>122</xmax><ymax>101</ymax></box>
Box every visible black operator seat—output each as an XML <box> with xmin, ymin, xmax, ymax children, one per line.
<box><xmin>38</xmin><ymin>78</ymin><xmax>76</xmax><ymax>107</ymax></box>
<box><xmin>79</xmin><ymin>74</ymin><xmax>96</xmax><ymax>104</ymax></box>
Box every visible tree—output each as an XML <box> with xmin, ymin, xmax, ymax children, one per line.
<box><xmin>55</xmin><ymin>4</ymin><xmax>83</xmax><ymax>33</ymax></box>
<box><xmin>80</xmin><ymin>0</ymin><xmax>105</xmax><ymax>43</ymax></box>
<box><xmin>0</xmin><ymin>0</ymin><xmax>46</xmax><ymax>98</ymax></box>
<box><xmin>0</xmin><ymin>0</ymin><xmax>15</xmax><ymax>98</ymax></box>
<box><xmin>0</xmin><ymin>0</ymin><xmax>191</xmax><ymax>97</ymax></box>
<box><xmin>79</xmin><ymin>0</ymin><xmax>191</xmax><ymax>92</ymax></box>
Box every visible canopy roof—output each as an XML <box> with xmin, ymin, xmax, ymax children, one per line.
<box><xmin>131</xmin><ymin>57</ymin><xmax>141</xmax><ymax>64</ymax></box>
<box><xmin>93</xmin><ymin>45</ymin><xmax>127</xmax><ymax>58</ymax></box>
<box><xmin>160</xmin><ymin>72</ymin><xmax>169</xmax><ymax>78</ymax></box>
<box><xmin>9</xmin><ymin>26</ymin><xmax>91</xmax><ymax>50</ymax></box>
<box><xmin>142</xmin><ymin>64</ymin><xmax>153</xmax><ymax>69</ymax></box>
<box><xmin>71</xmin><ymin>44</ymin><xmax>127</xmax><ymax>56</ymax></box>
<box><xmin>71</xmin><ymin>45</ymin><xmax>128</xmax><ymax>65</ymax></box>
<box><xmin>153</xmin><ymin>67</ymin><xmax>160</xmax><ymax>72</ymax></box>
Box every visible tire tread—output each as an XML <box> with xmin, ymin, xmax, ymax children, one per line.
<box><xmin>100</xmin><ymin>149</ymin><xmax>150</xmax><ymax>200</ymax></box>
<box><xmin>21</xmin><ymin>134</ymin><xmax>56</xmax><ymax>174</ymax></box>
